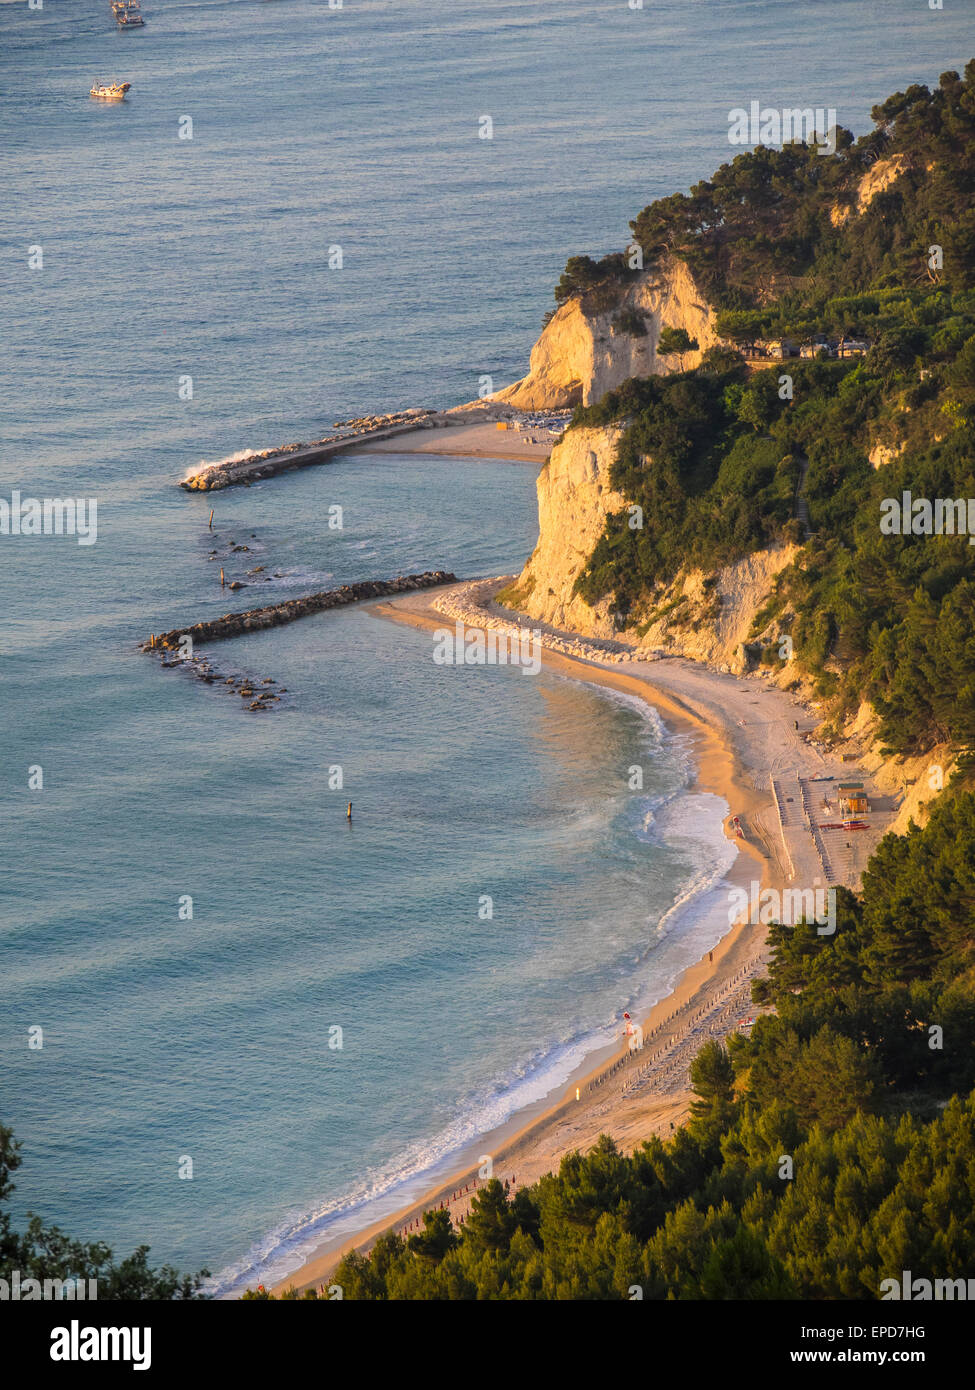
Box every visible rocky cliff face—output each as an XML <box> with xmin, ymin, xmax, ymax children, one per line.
<box><xmin>868</xmin><ymin>439</ymin><xmax>907</xmax><ymax>469</ymax></box>
<box><xmin>505</xmin><ymin>426</ymin><xmax>629</xmax><ymax>631</ymax></box>
<box><xmin>495</xmin><ymin>257</ymin><xmax>721</xmax><ymax>410</ymax></box>
<box><xmin>829</xmin><ymin>153</ymin><xmax>910</xmax><ymax>227</ymax></box>
<box><xmin>506</xmin><ymin>424</ymin><xmax>798</xmax><ymax>673</ymax></box>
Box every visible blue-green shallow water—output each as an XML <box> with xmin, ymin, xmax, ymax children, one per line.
<box><xmin>2</xmin><ymin>0</ymin><xmax>971</xmax><ymax>1293</ymax></box>
<box><xmin>1</xmin><ymin>451</ymin><xmax>736</xmax><ymax>1290</ymax></box>
<box><xmin>2</xmin><ymin>445</ymin><xmax>738</xmax><ymax>1291</ymax></box>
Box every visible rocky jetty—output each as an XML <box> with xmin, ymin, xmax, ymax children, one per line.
<box><xmin>142</xmin><ymin>570</ymin><xmax>457</xmax><ymax>651</ymax></box>
<box><xmin>180</xmin><ymin>409</ymin><xmax>454</xmax><ymax>492</ymax></box>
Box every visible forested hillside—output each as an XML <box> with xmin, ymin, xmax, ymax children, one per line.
<box><xmin>570</xmin><ymin>64</ymin><xmax>975</xmax><ymax>761</ymax></box>
<box><xmin>560</xmin><ymin>64</ymin><xmax>975</xmax><ymax>314</ymax></box>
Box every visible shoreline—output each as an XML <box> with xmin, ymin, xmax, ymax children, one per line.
<box><xmin>266</xmin><ymin>590</ymin><xmax>781</xmax><ymax>1297</ymax></box>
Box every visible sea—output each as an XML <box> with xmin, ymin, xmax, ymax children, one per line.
<box><xmin>1</xmin><ymin>0</ymin><xmax>970</xmax><ymax>1294</ymax></box>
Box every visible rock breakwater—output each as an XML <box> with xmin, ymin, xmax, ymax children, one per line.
<box><xmin>181</xmin><ymin>410</ymin><xmax>454</xmax><ymax>491</ymax></box>
<box><xmin>142</xmin><ymin>570</ymin><xmax>457</xmax><ymax>651</ymax></box>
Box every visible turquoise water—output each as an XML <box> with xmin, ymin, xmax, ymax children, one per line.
<box><xmin>2</xmin><ymin>0</ymin><xmax>971</xmax><ymax>1292</ymax></box>
<box><xmin>1</xmin><ymin>446</ymin><xmax>735</xmax><ymax>1290</ymax></box>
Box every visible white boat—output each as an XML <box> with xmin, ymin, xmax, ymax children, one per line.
<box><xmin>111</xmin><ymin>0</ymin><xmax>145</xmax><ymax>27</ymax></box>
<box><xmin>90</xmin><ymin>81</ymin><xmax>131</xmax><ymax>100</ymax></box>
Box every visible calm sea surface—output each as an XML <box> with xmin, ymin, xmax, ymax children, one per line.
<box><xmin>2</xmin><ymin>0</ymin><xmax>969</xmax><ymax>1291</ymax></box>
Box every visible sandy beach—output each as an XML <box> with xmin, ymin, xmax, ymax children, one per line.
<box><xmin>268</xmin><ymin>570</ymin><xmax>896</xmax><ymax>1297</ymax></box>
<box><xmin>349</xmin><ymin>418</ymin><xmax>554</xmax><ymax>464</ymax></box>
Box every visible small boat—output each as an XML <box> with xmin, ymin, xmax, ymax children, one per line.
<box><xmin>90</xmin><ymin>81</ymin><xmax>131</xmax><ymax>100</ymax></box>
<box><xmin>111</xmin><ymin>0</ymin><xmax>145</xmax><ymax>27</ymax></box>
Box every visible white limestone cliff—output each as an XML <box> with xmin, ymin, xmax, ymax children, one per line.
<box><xmin>494</xmin><ymin>257</ymin><xmax>721</xmax><ymax>410</ymax></box>
<box><xmin>506</xmin><ymin>425</ymin><xmax>798</xmax><ymax>672</ymax></box>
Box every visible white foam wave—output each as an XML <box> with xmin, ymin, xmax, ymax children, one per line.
<box><xmin>182</xmin><ymin>448</ymin><xmax>259</xmax><ymax>481</ymax></box>
<box><xmin>650</xmin><ymin>794</ymin><xmax>738</xmax><ymax>940</ymax></box>
<box><xmin>209</xmin><ymin>1022</ymin><xmax>616</xmax><ymax>1297</ymax></box>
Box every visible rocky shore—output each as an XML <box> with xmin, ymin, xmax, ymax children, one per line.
<box><xmin>152</xmin><ymin>652</ymin><xmax>290</xmax><ymax>714</ymax></box>
<box><xmin>431</xmin><ymin>577</ymin><xmax>665</xmax><ymax>664</ymax></box>
<box><xmin>143</xmin><ymin>570</ymin><xmax>457</xmax><ymax>651</ymax></box>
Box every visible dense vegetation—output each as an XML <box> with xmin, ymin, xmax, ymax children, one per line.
<box><xmin>286</xmin><ymin>793</ymin><xmax>975</xmax><ymax>1300</ymax></box>
<box><xmin>572</xmin><ymin>364</ymin><xmax>804</xmax><ymax>610</ymax></box>
<box><xmin>558</xmin><ymin>63</ymin><xmax>975</xmax><ymax>315</ymax></box>
<box><xmin>569</xmin><ymin>64</ymin><xmax>975</xmax><ymax>759</ymax></box>
<box><xmin>0</xmin><ymin>1125</ymin><xmax>208</xmax><ymax>1298</ymax></box>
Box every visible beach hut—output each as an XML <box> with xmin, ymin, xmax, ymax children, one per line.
<box><xmin>838</xmin><ymin>782</ymin><xmax>870</xmax><ymax>815</ymax></box>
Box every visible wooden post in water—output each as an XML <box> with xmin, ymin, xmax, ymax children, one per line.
<box><xmin>208</xmin><ymin>509</ymin><xmax>214</xmax><ymax>530</ymax></box>
<box><xmin>347</xmin><ymin>802</ymin><xmax>353</xmax><ymax>821</ymax></box>
<box><xmin>220</xmin><ymin>568</ymin><xmax>225</xmax><ymax>588</ymax></box>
